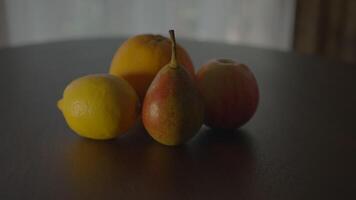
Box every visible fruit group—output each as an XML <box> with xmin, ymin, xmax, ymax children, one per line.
<box><xmin>109</xmin><ymin>34</ymin><xmax>195</xmax><ymax>100</ymax></box>
<box><xmin>197</xmin><ymin>59</ymin><xmax>259</xmax><ymax>129</ymax></box>
<box><xmin>57</xmin><ymin>74</ymin><xmax>139</xmax><ymax>140</ymax></box>
<box><xmin>142</xmin><ymin>30</ymin><xmax>204</xmax><ymax>146</ymax></box>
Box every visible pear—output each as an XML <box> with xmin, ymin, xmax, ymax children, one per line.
<box><xmin>142</xmin><ymin>30</ymin><xmax>204</xmax><ymax>146</ymax></box>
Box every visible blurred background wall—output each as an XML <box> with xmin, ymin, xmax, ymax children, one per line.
<box><xmin>0</xmin><ymin>0</ymin><xmax>296</xmax><ymax>50</ymax></box>
<box><xmin>0</xmin><ymin>0</ymin><xmax>355</xmax><ymax>64</ymax></box>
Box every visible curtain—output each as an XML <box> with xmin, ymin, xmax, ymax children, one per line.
<box><xmin>0</xmin><ymin>0</ymin><xmax>7</xmax><ymax>46</ymax></box>
<box><xmin>294</xmin><ymin>0</ymin><xmax>356</xmax><ymax>64</ymax></box>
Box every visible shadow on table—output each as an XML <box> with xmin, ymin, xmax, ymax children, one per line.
<box><xmin>64</xmin><ymin>122</ymin><xmax>257</xmax><ymax>199</ymax></box>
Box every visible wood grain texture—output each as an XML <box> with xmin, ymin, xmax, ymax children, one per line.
<box><xmin>0</xmin><ymin>39</ymin><xmax>355</xmax><ymax>200</ymax></box>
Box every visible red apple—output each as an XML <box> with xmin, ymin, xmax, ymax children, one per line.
<box><xmin>197</xmin><ymin>59</ymin><xmax>259</xmax><ymax>130</ymax></box>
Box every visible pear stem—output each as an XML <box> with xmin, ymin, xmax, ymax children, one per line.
<box><xmin>169</xmin><ymin>30</ymin><xmax>178</xmax><ymax>67</ymax></box>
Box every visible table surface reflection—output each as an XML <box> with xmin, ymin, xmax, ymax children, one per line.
<box><xmin>0</xmin><ymin>39</ymin><xmax>355</xmax><ymax>200</ymax></box>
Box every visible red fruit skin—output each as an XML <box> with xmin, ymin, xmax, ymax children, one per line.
<box><xmin>142</xmin><ymin>66</ymin><xmax>204</xmax><ymax>146</ymax></box>
<box><xmin>197</xmin><ymin>59</ymin><xmax>259</xmax><ymax>130</ymax></box>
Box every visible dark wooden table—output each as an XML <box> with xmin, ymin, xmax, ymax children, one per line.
<box><xmin>0</xmin><ymin>38</ymin><xmax>355</xmax><ymax>200</ymax></box>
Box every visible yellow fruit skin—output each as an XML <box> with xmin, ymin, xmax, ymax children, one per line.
<box><xmin>57</xmin><ymin>74</ymin><xmax>139</xmax><ymax>140</ymax></box>
<box><xmin>109</xmin><ymin>34</ymin><xmax>195</xmax><ymax>100</ymax></box>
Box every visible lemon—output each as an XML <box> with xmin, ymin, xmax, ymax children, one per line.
<box><xmin>57</xmin><ymin>74</ymin><xmax>139</xmax><ymax>140</ymax></box>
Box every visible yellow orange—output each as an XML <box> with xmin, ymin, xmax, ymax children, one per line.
<box><xmin>109</xmin><ymin>34</ymin><xmax>195</xmax><ymax>100</ymax></box>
